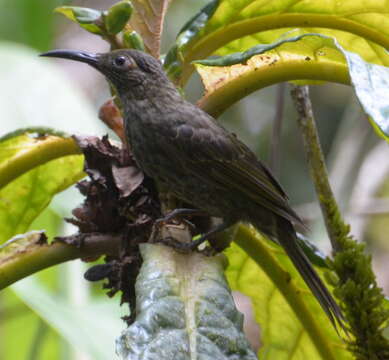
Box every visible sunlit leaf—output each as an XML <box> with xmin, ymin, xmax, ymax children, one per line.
<box><xmin>129</xmin><ymin>0</ymin><xmax>173</xmax><ymax>57</ymax></box>
<box><xmin>170</xmin><ymin>0</ymin><xmax>389</xmax><ymax>84</ymax></box>
<box><xmin>117</xmin><ymin>243</ymin><xmax>256</xmax><ymax>359</ymax></box>
<box><xmin>0</xmin><ymin>131</ymin><xmax>84</xmax><ymax>243</ymax></box>
<box><xmin>105</xmin><ymin>0</ymin><xmax>133</xmax><ymax>35</ymax></box>
<box><xmin>55</xmin><ymin>6</ymin><xmax>103</xmax><ymax>35</ymax></box>
<box><xmin>195</xmin><ymin>32</ymin><xmax>389</xmax><ymax>141</ymax></box>
<box><xmin>225</xmin><ymin>225</ymin><xmax>351</xmax><ymax>360</ymax></box>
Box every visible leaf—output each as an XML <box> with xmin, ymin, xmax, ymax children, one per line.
<box><xmin>171</xmin><ymin>0</ymin><xmax>389</xmax><ymax>84</ymax></box>
<box><xmin>0</xmin><ymin>131</ymin><xmax>84</xmax><ymax>243</ymax></box>
<box><xmin>163</xmin><ymin>0</ymin><xmax>219</xmax><ymax>81</ymax></box>
<box><xmin>225</xmin><ymin>225</ymin><xmax>352</xmax><ymax>360</ymax></box>
<box><xmin>194</xmin><ymin>32</ymin><xmax>389</xmax><ymax>142</ymax></box>
<box><xmin>105</xmin><ymin>0</ymin><xmax>133</xmax><ymax>35</ymax></box>
<box><xmin>341</xmin><ymin>50</ymin><xmax>389</xmax><ymax>141</ymax></box>
<box><xmin>129</xmin><ymin>0</ymin><xmax>173</xmax><ymax>58</ymax></box>
<box><xmin>55</xmin><ymin>6</ymin><xmax>103</xmax><ymax>35</ymax></box>
<box><xmin>195</xmin><ymin>31</ymin><xmax>349</xmax><ymax>117</ymax></box>
<box><xmin>116</xmin><ymin>243</ymin><xmax>257</xmax><ymax>359</ymax></box>
<box><xmin>12</xmin><ymin>277</ymin><xmax>124</xmax><ymax>360</ymax></box>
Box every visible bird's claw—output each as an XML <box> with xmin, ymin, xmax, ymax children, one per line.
<box><xmin>157</xmin><ymin>236</ymin><xmax>200</xmax><ymax>253</ymax></box>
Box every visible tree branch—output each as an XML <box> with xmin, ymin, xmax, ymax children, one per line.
<box><xmin>0</xmin><ymin>233</ymin><xmax>121</xmax><ymax>290</ymax></box>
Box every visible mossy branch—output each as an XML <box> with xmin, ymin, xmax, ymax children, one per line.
<box><xmin>290</xmin><ymin>84</ymin><xmax>389</xmax><ymax>359</ymax></box>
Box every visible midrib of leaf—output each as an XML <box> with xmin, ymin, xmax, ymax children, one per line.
<box><xmin>233</xmin><ymin>224</ymin><xmax>338</xmax><ymax>360</ymax></box>
<box><xmin>177</xmin><ymin>254</ymin><xmax>198</xmax><ymax>359</ymax></box>
<box><xmin>180</xmin><ymin>13</ymin><xmax>388</xmax><ymax>84</ymax></box>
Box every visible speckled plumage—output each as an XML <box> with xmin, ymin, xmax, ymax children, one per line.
<box><xmin>41</xmin><ymin>48</ymin><xmax>345</xmax><ymax>331</ymax></box>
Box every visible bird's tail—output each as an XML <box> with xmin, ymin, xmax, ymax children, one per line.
<box><xmin>254</xmin><ymin>216</ymin><xmax>346</xmax><ymax>332</ymax></box>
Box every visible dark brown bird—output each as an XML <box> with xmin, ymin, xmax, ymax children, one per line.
<box><xmin>40</xmin><ymin>49</ymin><xmax>345</xmax><ymax>330</ymax></box>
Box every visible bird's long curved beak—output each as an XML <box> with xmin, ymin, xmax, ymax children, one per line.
<box><xmin>40</xmin><ymin>50</ymin><xmax>100</xmax><ymax>68</ymax></box>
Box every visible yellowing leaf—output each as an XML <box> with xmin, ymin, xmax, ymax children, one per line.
<box><xmin>195</xmin><ymin>32</ymin><xmax>389</xmax><ymax>142</ymax></box>
<box><xmin>0</xmin><ymin>131</ymin><xmax>84</xmax><ymax>243</ymax></box>
<box><xmin>196</xmin><ymin>33</ymin><xmax>349</xmax><ymax>117</ymax></box>
<box><xmin>171</xmin><ymin>0</ymin><xmax>389</xmax><ymax>84</ymax></box>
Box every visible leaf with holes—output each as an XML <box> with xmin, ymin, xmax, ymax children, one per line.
<box><xmin>194</xmin><ymin>32</ymin><xmax>389</xmax><ymax>142</ymax></box>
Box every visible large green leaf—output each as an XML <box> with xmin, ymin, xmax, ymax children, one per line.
<box><xmin>194</xmin><ymin>32</ymin><xmax>389</xmax><ymax>141</ymax></box>
<box><xmin>0</xmin><ymin>131</ymin><xmax>84</xmax><ymax>243</ymax></box>
<box><xmin>225</xmin><ymin>225</ymin><xmax>351</xmax><ymax>360</ymax></box>
<box><xmin>167</xmin><ymin>0</ymin><xmax>389</xmax><ymax>84</ymax></box>
<box><xmin>117</xmin><ymin>243</ymin><xmax>256</xmax><ymax>359</ymax></box>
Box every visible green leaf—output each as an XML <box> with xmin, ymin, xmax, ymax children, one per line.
<box><xmin>172</xmin><ymin>0</ymin><xmax>389</xmax><ymax>84</ymax></box>
<box><xmin>55</xmin><ymin>6</ymin><xmax>103</xmax><ymax>35</ymax></box>
<box><xmin>226</xmin><ymin>225</ymin><xmax>352</xmax><ymax>360</ymax></box>
<box><xmin>117</xmin><ymin>243</ymin><xmax>256</xmax><ymax>359</ymax></box>
<box><xmin>105</xmin><ymin>0</ymin><xmax>133</xmax><ymax>35</ymax></box>
<box><xmin>12</xmin><ymin>277</ymin><xmax>124</xmax><ymax>360</ymax></box>
<box><xmin>0</xmin><ymin>131</ymin><xmax>84</xmax><ymax>243</ymax></box>
<box><xmin>194</xmin><ymin>32</ymin><xmax>389</xmax><ymax>141</ymax></box>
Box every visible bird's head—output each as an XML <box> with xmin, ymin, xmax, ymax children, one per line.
<box><xmin>40</xmin><ymin>49</ymin><xmax>173</xmax><ymax>100</ymax></box>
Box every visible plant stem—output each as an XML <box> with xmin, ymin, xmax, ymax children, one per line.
<box><xmin>0</xmin><ymin>233</ymin><xmax>122</xmax><ymax>290</ymax></box>
<box><xmin>289</xmin><ymin>85</ymin><xmax>345</xmax><ymax>253</ymax></box>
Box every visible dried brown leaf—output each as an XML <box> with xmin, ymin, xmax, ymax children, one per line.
<box><xmin>129</xmin><ymin>0</ymin><xmax>172</xmax><ymax>58</ymax></box>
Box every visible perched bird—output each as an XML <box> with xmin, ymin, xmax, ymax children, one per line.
<box><xmin>41</xmin><ymin>49</ymin><xmax>345</xmax><ymax>330</ymax></box>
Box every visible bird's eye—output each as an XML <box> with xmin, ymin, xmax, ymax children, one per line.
<box><xmin>114</xmin><ymin>56</ymin><xmax>127</xmax><ymax>68</ymax></box>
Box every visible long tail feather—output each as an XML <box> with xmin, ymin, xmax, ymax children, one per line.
<box><xmin>255</xmin><ymin>216</ymin><xmax>347</xmax><ymax>332</ymax></box>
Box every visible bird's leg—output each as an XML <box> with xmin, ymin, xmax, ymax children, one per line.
<box><xmin>155</xmin><ymin>208</ymin><xmax>208</xmax><ymax>225</ymax></box>
<box><xmin>160</xmin><ymin>220</ymin><xmax>232</xmax><ymax>252</ymax></box>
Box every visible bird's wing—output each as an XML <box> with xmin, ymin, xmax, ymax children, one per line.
<box><xmin>162</xmin><ymin>107</ymin><xmax>302</xmax><ymax>224</ymax></box>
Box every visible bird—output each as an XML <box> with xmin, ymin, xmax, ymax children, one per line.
<box><xmin>40</xmin><ymin>48</ymin><xmax>345</xmax><ymax>331</ymax></box>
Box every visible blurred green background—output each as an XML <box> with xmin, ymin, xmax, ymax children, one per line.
<box><xmin>1</xmin><ymin>1</ymin><xmax>388</xmax><ymax>359</ymax></box>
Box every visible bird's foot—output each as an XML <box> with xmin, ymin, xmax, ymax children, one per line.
<box><xmin>157</xmin><ymin>236</ymin><xmax>206</xmax><ymax>253</ymax></box>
